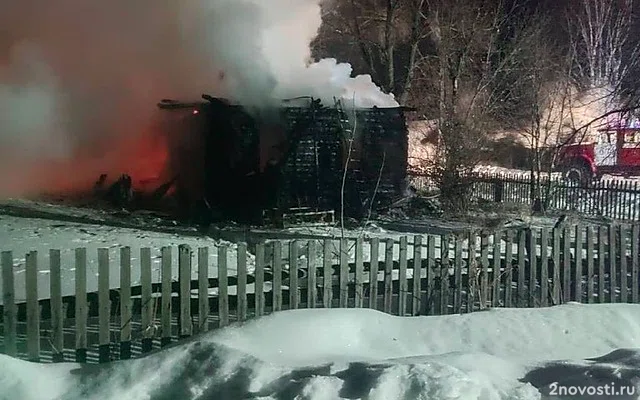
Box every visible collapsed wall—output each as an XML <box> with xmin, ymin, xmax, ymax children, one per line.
<box><xmin>161</xmin><ymin>97</ymin><xmax>409</xmax><ymax>223</ymax></box>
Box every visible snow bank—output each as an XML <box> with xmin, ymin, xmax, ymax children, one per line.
<box><xmin>3</xmin><ymin>303</ymin><xmax>640</xmax><ymax>399</ymax></box>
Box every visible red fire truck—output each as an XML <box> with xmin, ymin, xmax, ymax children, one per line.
<box><xmin>557</xmin><ymin>126</ymin><xmax>640</xmax><ymax>184</ymax></box>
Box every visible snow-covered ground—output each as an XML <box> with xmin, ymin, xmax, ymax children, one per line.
<box><xmin>2</xmin><ymin>304</ymin><xmax>640</xmax><ymax>399</ymax></box>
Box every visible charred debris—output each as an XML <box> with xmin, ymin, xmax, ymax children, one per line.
<box><xmin>97</xmin><ymin>94</ymin><xmax>413</xmax><ymax>227</ymax></box>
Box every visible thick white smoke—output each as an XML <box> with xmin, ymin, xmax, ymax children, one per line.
<box><xmin>0</xmin><ymin>0</ymin><xmax>397</xmax><ymax>197</ymax></box>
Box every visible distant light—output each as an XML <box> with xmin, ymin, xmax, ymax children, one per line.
<box><xmin>193</xmin><ymin>109</ymin><xmax>199</xmax><ymax>115</ymax></box>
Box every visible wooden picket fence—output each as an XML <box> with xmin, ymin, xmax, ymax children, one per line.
<box><xmin>1</xmin><ymin>223</ymin><xmax>640</xmax><ymax>364</ymax></box>
<box><xmin>471</xmin><ymin>172</ymin><xmax>640</xmax><ymax>221</ymax></box>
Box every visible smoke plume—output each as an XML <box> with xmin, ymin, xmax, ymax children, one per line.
<box><xmin>0</xmin><ymin>0</ymin><xmax>397</xmax><ymax>197</ymax></box>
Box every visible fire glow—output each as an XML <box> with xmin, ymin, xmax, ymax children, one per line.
<box><xmin>0</xmin><ymin>0</ymin><xmax>397</xmax><ymax>199</ymax></box>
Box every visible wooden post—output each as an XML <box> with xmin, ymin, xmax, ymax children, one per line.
<box><xmin>539</xmin><ymin>228</ymin><xmax>548</xmax><ymax>307</ymax></box>
<box><xmin>323</xmin><ymin>239</ymin><xmax>333</xmax><ymax>308</ymax></box>
<box><xmin>97</xmin><ymin>248</ymin><xmax>110</xmax><ymax>363</ymax></box>
<box><xmin>586</xmin><ymin>226</ymin><xmax>595</xmax><ymax>303</ymax></box>
<box><xmin>368</xmin><ymin>238</ymin><xmax>379</xmax><ymax>310</ymax></box>
<box><xmin>467</xmin><ymin>232</ymin><xmax>477</xmax><ymax>313</ymax></box>
<box><xmin>198</xmin><ymin>247</ymin><xmax>210</xmax><ymax>332</ymax></box>
<box><xmin>178</xmin><ymin>244</ymin><xmax>192</xmax><ymax>338</ymax></box>
<box><xmin>255</xmin><ymin>243</ymin><xmax>265</xmax><ymax>316</ymax></box>
<box><xmin>620</xmin><ymin>225</ymin><xmax>628</xmax><ymax>303</ymax></box>
<box><xmin>307</xmin><ymin>241</ymin><xmax>318</xmax><ymax>308</ymax></box>
<box><xmin>272</xmin><ymin>241</ymin><xmax>282</xmax><ymax>312</ymax></box>
<box><xmin>562</xmin><ymin>227</ymin><xmax>571</xmax><ymax>303</ymax></box>
<box><xmin>440</xmin><ymin>235</ymin><xmax>451</xmax><ymax>314</ymax></box>
<box><xmin>504</xmin><ymin>231</ymin><xmax>513</xmax><ymax>308</ymax></box>
<box><xmin>25</xmin><ymin>251</ymin><xmax>40</xmax><ymax>362</ymax></box>
<box><xmin>574</xmin><ymin>225</ymin><xmax>583</xmax><ymax>302</ymax></box>
<box><xmin>480</xmin><ymin>233</ymin><xmax>489</xmax><ymax>309</ymax></box>
<box><xmin>398</xmin><ymin>236</ymin><xmax>408</xmax><ymax>316</ymax></box>
<box><xmin>160</xmin><ymin>246</ymin><xmax>172</xmax><ymax>347</ymax></box>
<box><xmin>119</xmin><ymin>247</ymin><xmax>132</xmax><ymax>360</ymax></box>
<box><xmin>632</xmin><ymin>224</ymin><xmax>639</xmax><ymax>304</ymax></box>
<box><xmin>218</xmin><ymin>245</ymin><xmax>229</xmax><ymax>326</ymax></box>
<box><xmin>339</xmin><ymin>239</ymin><xmax>349</xmax><ymax>308</ymax></box>
<box><xmin>412</xmin><ymin>236</ymin><xmax>423</xmax><ymax>315</ymax></box>
<box><xmin>2</xmin><ymin>251</ymin><xmax>17</xmax><ymax>357</ymax></box>
<box><xmin>289</xmin><ymin>241</ymin><xmax>299</xmax><ymax>310</ymax></box>
<box><xmin>609</xmin><ymin>225</ymin><xmax>617</xmax><ymax>303</ymax></box>
<box><xmin>453</xmin><ymin>236</ymin><xmax>463</xmax><ymax>313</ymax></box>
<box><xmin>49</xmin><ymin>249</ymin><xmax>64</xmax><ymax>362</ymax></box>
<box><xmin>517</xmin><ymin>230</ymin><xmax>526</xmax><ymax>307</ymax></box>
<box><xmin>354</xmin><ymin>237</ymin><xmax>364</xmax><ymax>308</ymax></box>
<box><xmin>492</xmin><ymin>231</ymin><xmax>502</xmax><ymax>308</ymax></box>
<box><xmin>383</xmin><ymin>238</ymin><xmax>394</xmax><ymax>314</ymax></box>
<box><xmin>237</xmin><ymin>243</ymin><xmax>248</xmax><ymax>320</ymax></box>
<box><xmin>528</xmin><ymin>228</ymin><xmax>537</xmax><ymax>307</ymax></box>
<box><xmin>140</xmin><ymin>248</ymin><xmax>153</xmax><ymax>353</ymax></box>
<box><xmin>75</xmin><ymin>248</ymin><xmax>89</xmax><ymax>363</ymax></box>
<box><xmin>426</xmin><ymin>235</ymin><xmax>436</xmax><ymax>315</ymax></box>
<box><xmin>597</xmin><ymin>227</ymin><xmax>606</xmax><ymax>303</ymax></box>
<box><xmin>551</xmin><ymin>228</ymin><xmax>561</xmax><ymax>305</ymax></box>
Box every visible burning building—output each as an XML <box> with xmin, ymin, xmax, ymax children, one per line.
<box><xmin>159</xmin><ymin>94</ymin><xmax>411</xmax><ymax>224</ymax></box>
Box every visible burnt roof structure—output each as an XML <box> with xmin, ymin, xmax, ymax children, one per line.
<box><xmin>158</xmin><ymin>95</ymin><xmax>410</xmax><ymax>224</ymax></box>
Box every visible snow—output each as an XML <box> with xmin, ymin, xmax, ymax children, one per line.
<box><xmin>3</xmin><ymin>303</ymin><xmax>640</xmax><ymax>399</ymax></box>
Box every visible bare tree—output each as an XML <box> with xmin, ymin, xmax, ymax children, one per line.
<box><xmin>423</xmin><ymin>0</ymin><xmax>538</xmax><ymax>211</ymax></box>
<box><xmin>314</xmin><ymin>0</ymin><xmax>429</xmax><ymax>105</ymax></box>
<box><xmin>568</xmin><ymin>0</ymin><xmax>640</xmax><ymax>111</ymax></box>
